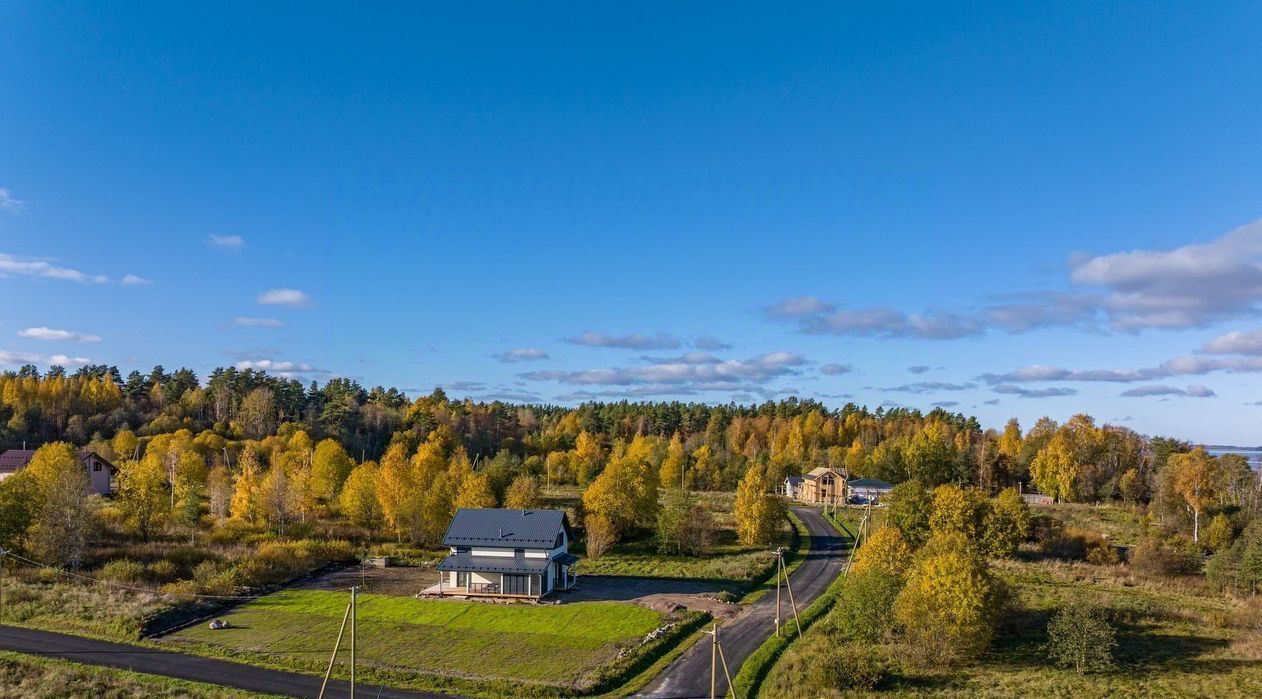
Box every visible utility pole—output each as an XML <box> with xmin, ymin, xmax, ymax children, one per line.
<box><xmin>774</xmin><ymin>548</ymin><xmax>781</xmax><ymax>637</ymax></box>
<box><xmin>316</xmin><ymin>600</ymin><xmax>352</xmax><ymax>699</ymax></box>
<box><xmin>707</xmin><ymin>623</ymin><xmax>738</xmax><ymax>699</ymax></box>
<box><xmin>350</xmin><ymin>585</ymin><xmax>358</xmax><ymax>699</ymax></box>
<box><xmin>0</xmin><ymin>549</ymin><xmax>7</xmax><ymax>624</ymax></box>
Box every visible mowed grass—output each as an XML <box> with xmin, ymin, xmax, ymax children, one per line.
<box><xmin>761</xmin><ymin>556</ymin><xmax>1262</xmax><ymax>698</ymax></box>
<box><xmin>166</xmin><ymin>589</ymin><xmax>663</xmax><ymax>685</ymax></box>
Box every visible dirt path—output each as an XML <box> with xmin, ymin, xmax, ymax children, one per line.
<box><xmin>633</xmin><ymin>507</ymin><xmax>847</xmax><ymax>698</ymax></box>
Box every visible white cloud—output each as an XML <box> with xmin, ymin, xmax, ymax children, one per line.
<box><xmin>257</xmin><ymin>288</ymin><xmax>311</xmax><ymax>307</ymax></box>
<box><xmin>765</xmin><ymin>218</ymin><xmax>1262</xmax><ymax>339</ymax></box>
<box><xmin>233</xmin><ymin>359</ymin><xmax>323</xmax><ymax>373</ymax></box>
<box><xmin>992</xmin><ymin>384</ymin><xmax>1078</xmax><ymax>398</ymax></box>
<box><xmin>522</xmin><ymin>351</ymin><xmax>807</xmax><ymax>388</ymax></box>
<box><xmin>18</xmin><ymin>327</ymin><xmax>101</xmax><ymax>343</ymax></box>
<box><xmin>207</xmin><ymin>234</ymin><xmax>245</xmax><ymax>252</ymax></box>
<box><xmin>883</xmin><ymin>381</ymin><xmax>976</xmax><ymax>394</ymax></box>
<box><xmin>0</xmin><ymin>350</ymin><xmax>91</xmax><ymax>367</ymax></box>
<box><xmin>234</xmin><ymin>317</ymin><xmax>284</xmax><ymax>328</ymax></box>
<box><xmin>693</xmin><ymin>335</ymin><xmax>732</xmax><ymax>351</ymax></box>
<box><xmin>494</xmin><ymin>347</ymin><xmax>549</xmax><ymax>363</ymax></box>
<box><xmin>121</xmin><ymin>274</ymin><xmax>153</xmax><ymax>286</ymax></box>
<box><xmin>1119</xmin><ymin>384</ymin><xmax>1216</xmax><ymax>398</ymax></box>
<box><xmin>0</xmin><ymin>189</ymin><xmax>25</xmax><ymax>212</ymax></box>
<box><xmin>1070</xmin><ymin>219</ymin><xmax>1262</xmax><ymax>330</ymax></box>
<box><xmin>1202</xmin><ymin>329</ymin><xmax>1262</xmax><ymax>355</ymax></box>
<box><xmin>566</xmin><ymin>331</ymin><xmax>683</xmax><ymax>350</ymax></box>
<box><xmin>820</xmin><ymin>363</ymin><xmax>854</xmax><ymax>375</ymax></box>
<box><xmin>0</xmin><ymin>253</ymin><xmax>108</xmax><ymax>284</ymax></box>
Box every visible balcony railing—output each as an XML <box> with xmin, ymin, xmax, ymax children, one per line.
<box><xmin>468</xmin><ymin>581</ymin><xmax>501</xmax><ymax>595</ymax></box>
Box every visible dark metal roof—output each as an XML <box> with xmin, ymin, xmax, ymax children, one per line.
<box><xmin>0</xmin><ymin>449</ymin><xmax>116</xmax><ymax>474</ymax></box>
<box><xmin>847</xmin><ymin>478</ymin><xmax>894</xmax><ymax>490</ymax></box>
<box><xmin>554</xmin><ymin>552</ymin><xmax>579</xmax><ymax>567</ymax></box>
<box><xmin>437</xmin><ymin>552</ymin><xmax>553</xmax><ymax>575</ymax></box>
<box><xmin>785</xmin><ymin>476</ymin><xmax>804</xmax><ymax>486</ymax></box>
<box><xmin>442</xmin><ymin>508</ymin><xmax>571</xmax><ymax>548</ymax></box>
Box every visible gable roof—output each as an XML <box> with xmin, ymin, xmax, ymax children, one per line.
<box><xmin>785</xmin><ymin>476</ymin><xmax>804</xmax><ymax>486</ymax></box>
<box><xmin>848</xmin><ymin>478</ymin><xmax>894</xmax><ymax>490</ymax></box>
<box><xmin>0</xmin><ymin>449</ymin><xmax>116</xmax><ymax>475</ymax></box>
<box><xmin>443</xmin><ymin>508</ymin><xmax>571</xmax><ymax>548</ymax></box>
<box><xmin>802</xmin><ymin>466</ymin><xmax>845</xmax><ymax>481</ymax></box>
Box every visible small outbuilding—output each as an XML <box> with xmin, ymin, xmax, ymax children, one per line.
<box><xmin>846</xmin><ymin>477</ymin><xmax>894</xmax><ymax>504</ymax></box>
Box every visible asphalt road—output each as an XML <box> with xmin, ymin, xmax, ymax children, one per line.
<box><xmin>633</xmin><ymin>506</ymin><xmax>848</xmax><ymax>698</ymax></box>
<box><xmin>0</xmin><ymin>507</ymin><xmax>845</xmax><ymax>699</ymax></box>
<box><xmin>0</xmin><ymin>624</ymin><xmax>450</xmax><ymax>698</ymax></box>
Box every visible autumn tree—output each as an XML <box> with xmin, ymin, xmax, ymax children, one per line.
<box><xmin>311</xmin><ymin>438</ymin><xmax>354</xmax><ymax>501</ymax></box>
<box><xmin>893</xmin><ymin>532</ymin><xmax>1002</xmax><ymax>663</ymax></box>
<box><xmin>339</xmin><ymin>462</ymin><xmax>383</xmax><ymax>528</ymax></box>
<box><xmin>850</xmin><ymin>525</ymin><xmax>912</xmax><ymax>578</ymax></box>
<box><xmin>1031</xmin><ymin>429</ymin><xmax>1077</xmax><ymax>502</ymax></box>
<box><xmin>456</xmin><ymin>472</ymin><xmax>497</xmax><ymax>509</ymax></box>
<box><xmin>573</xmin><ymin>431</ymin><xmax>604</xmax><ymax>485</ymax></box>
<box><xmin>656</xmin><ymin>488</ymin><xmax>715</xmax><ymax>556</ymax></box>
<box><xmin>25</xmin><ymin>443</ymin><xmax>93</xmax><ymax>568</ymax></box>
<box><xmin>206</xmin><ymin>465</ymin><xmax>233</xmax><ymax>523</ymax></box>
<box><xmin>658</xmin><ymin>434</ymin><xmax>688</xmax><ymax>490</ymax></box>
<box><xmin>504</xmin><ymin>475</ymin><xmax>542</xmax><ymax>509</ymax></box>
<box><xmin>259</xmin><ymin>464</ymin><xmax>297</xmax><ymax>534</ymax></box>
<box><xmin>118</xmin><ymin>456</ymin><xmax>169</xmax><ymax>540</ymax></box>
<box><xmin>231</xmin><ymin>446</ymin><xmax>262</xmax><ymax>523</ymax></box>
<box><xmin>929</xmin><ymin>484</ymin><xmax>987</xmax><ymax>542</ymax></box>
<box><xmin>982</xmin><ymin>487</ymin><xmax>1031</xmax><ymax>558</ymax></box>
<box><xmin>886</xmin><ymin>479</ymin><xmax>933</xmax><ymax>547</ymax></box>
<box><xmin>735</xmin><ymin>462</ymin><xmax>785</xmax><ymax>546</ymax></box>
<box><xmin>1169</xmin><ymin>448</ymin><xmax>1220</xmax><ymax>543</ymax></box>
<box><xmin>374</xmin><ymin>443</ymin><xmax>413</xmax><ymax>539</ymax></box>
<box><xmin>0</xmin><ymin>471</ymin><xmax>38</xmax><ymax>552</ymax></box>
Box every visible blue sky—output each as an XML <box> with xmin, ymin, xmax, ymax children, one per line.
<box><xmin>3</xmin><ymin>2</ymin><xmax>1262</xmax><ymax>443</ymax></box>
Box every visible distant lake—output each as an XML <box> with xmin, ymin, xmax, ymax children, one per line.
<box><xmin>1205</xmin><ymin>446</ymin><xmax>1262</xmax><ymax>469</ymax></box>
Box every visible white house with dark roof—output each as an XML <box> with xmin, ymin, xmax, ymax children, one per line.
<box><xmin>429</xmin><ymin>508</ymin><xmax>578</xmax><ymax>599</ymax></box>
<box><xmin>0</xmin><ymin>448</ymin><xmax>116</xmax><ymax>495</ymax></box>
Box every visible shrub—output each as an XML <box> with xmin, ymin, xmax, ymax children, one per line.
<box><xmin>1129</xmin><ymin>535</ymin><xmax>1200</xmax><ymax>576</ymax></box>
<box><xmin>850</xmin><ymin>525</ymin><xmax>912</xmax><ymax>578</ymax></box>
<box><xmin>813</xmin><ymin>640</ymin><xmax>890</xmax><ymax>692</ymax></box>
<box><xmin>893</xmin><ymin>532</ymin><xmax>1002</xmax><ymax>664</ymax></box>
<box><xmin>1038</xmin><ymin>524</ymin><xmax>1110</xmax><ymax>562</ymax></box>
<box><xmin>1086</xmin><ymin>541</ymin><xmax>1120</xmax><ymax>565</ymax></box>
<box><xmin>1046</xmin><ymin>605</ymin><xmax>1116</xmax><ymax>673</ymax></box>
<box><xmin>99</xmin><ymin>559</ymin><xmax>146</xmax><ymax>583</ymax></box>
<box><xmin>146</xmin><ymin>560</ymin><xmax>179</xmax><ymax>583</ymax></box>
<box><xmin>982</xmin><ymin>488</ymin><xmax>1031</xmax><ymax>558</ymax></box>
<box><xmin>886</xmin><ymin>480</ymin><xmax>932</xmax><ymax>547</ymax></box>
<box><xmin>830</xmin><ymin>569</ymin><xmax>902</xmax><ymax>643</ymax></box>
<box><xmin>1203</xmin><ymin>514</ymin><xmax>1235</xmax><ymax>553</ymax></box>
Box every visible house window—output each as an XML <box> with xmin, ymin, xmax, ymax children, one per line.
<box><xmin>514</xmin><ymin>548</ymin><xmax>524</xmax><ymax>557</ymax></box>
<box><xmin>503</xmin><ymin>574</ymin><xmax>530</xmax><ymax>595</ymax></box>
<box><xmin>93</xmin><ymin>461</ymin><xmax>101</xmax><ymax>471</ymax></box>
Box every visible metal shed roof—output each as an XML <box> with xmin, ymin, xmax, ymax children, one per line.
<box><xmin>437</xmin><ymin>552</ymin><xmax>553</xmax><ymax>575</ymax></box>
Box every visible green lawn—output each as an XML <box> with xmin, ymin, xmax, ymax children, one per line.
<box><xmin>165</xmin><ymin>589</ymin><xmax>665</xmax><ymax>688</ymax></box>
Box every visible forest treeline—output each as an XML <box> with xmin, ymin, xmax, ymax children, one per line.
<box><xmin>0</xmin><ymin>362</ymin><xmax>1230</xmax><ymax>506</ymax></box>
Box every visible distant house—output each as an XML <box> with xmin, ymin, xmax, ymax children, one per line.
<box><xmin>0</xmin><ymin>448</ymin><xmax>116</xmax><ymax>495</ymax></box>
<box><xmin>782</xmin><ymin>475</ymin><xmax>804</xmax><ymax>499</ymax></box>
<box><xmin>432</xmin><ymin>508</ymin><xmax>578</xmax><ymax>599</ymax></box>
<box><xmin>798</xmin><ymin>467</ymin><xmax>847</xmax><ymax>505</ymax></box>
<box><xmin>846</xmin><ymin>478</ymin><xmax>894</xmax><ymax>504</ymax></box>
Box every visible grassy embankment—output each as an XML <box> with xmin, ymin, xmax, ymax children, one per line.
<box><xmin>0</xmin><ymin>650</ymin><xmax>274</xmax><ymax>699</ymax></box>
<box><xmin>760</xmin><ymin>503</ymin><xmax>1262</xmax><ymax>698</ymax></box>
<box><xmin>165</xmin><ymin>589</ymin><xmax>696</xmax><ymax>697</ymax></box>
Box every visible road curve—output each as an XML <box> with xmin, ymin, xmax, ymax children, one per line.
<box><xmin>0</xmin><ymin>624</ymin><xmax>448</xmax><ymax>699</ymax></box>
<box><xmin>634</xmin><ymin>506</ymin><xmax>847</xmax><ymax>699</ymax></box>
